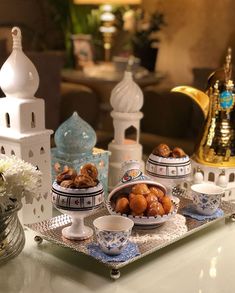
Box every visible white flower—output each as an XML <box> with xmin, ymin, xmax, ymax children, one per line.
<box><xmin>0</xmin><ymin>155</ymin><xmax>42</xmax><ymax>211</ymax></box>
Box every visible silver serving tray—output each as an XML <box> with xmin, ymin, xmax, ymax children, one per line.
<box><xmin>26</xmin><ymin>197</ymin><xmax>235</xmax><ymax>279</ymax></box>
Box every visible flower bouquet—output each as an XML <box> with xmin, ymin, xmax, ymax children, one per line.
<box><xmin>0</xmin><ymin>155</ymin><xmax>42</xmax><ymax>212</ymax></box>
<box><xmin>0</xmin><ymin>155</ymin><xmax>41</xmax><ymax>263</ymax></box>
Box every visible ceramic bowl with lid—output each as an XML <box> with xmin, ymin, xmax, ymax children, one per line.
<box><xmin>106</xmin><ymin>161</ymin><xmax>179</xmax><ymax>229</ymax></box>
<box><xmin>146</xmin><ymin>153</ymin><xmax>192</xmax><ymax>195</ymax></box>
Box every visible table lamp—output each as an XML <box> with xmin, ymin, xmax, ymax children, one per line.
<box><xmin>73</xmin><ymin>0</ymin><xmax>141</xmax><ymax>62</ymax></box>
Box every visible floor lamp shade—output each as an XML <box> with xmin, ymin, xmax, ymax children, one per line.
<box><xmin>74</xmin><ymin>0</ymin><xmax>141</xmax><ymax>4</ymax></box>
<box><xmin>73</xmin><ymin>0</ymin><xmax>142</xmax><ymax>61</ymax></box>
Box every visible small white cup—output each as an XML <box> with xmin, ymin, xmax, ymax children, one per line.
<box><xmin>93</xmin><ymin>215</ymin><xmax>134</xmax><ymax>255</ymax></box>
<box><xmin>191</xmin><ymin>183</ymin><xmax>224</xmax><ymax>215</ymax></box>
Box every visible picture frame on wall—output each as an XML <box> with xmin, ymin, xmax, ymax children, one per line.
<box><xmin>71</xmin><ymin>34</ymin><xmax>94</xmax><ymax>69</ymax></box>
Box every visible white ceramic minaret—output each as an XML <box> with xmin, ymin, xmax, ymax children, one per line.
<box><xmin>108</xmin><ymin>70</ymin><xmax>145</xmax><ymax>189</ymax></box>
<box><xmin>0</xmin><ymin>27</ymin><xmax>53</xmax><ymax>224</ymax></box>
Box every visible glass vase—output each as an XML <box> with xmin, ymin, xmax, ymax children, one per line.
<box><xmin>0</xmin><ymin>202</ymin><xmax>25</xmax><ymax>264</ymax></box>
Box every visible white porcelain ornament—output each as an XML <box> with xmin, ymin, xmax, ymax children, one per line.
<box><xmin>108</xmin><ymin>71</ymin><xmax>145</xmax><ymax>189</ymax></box>
<box><xmin>110</xmin><ymin>71</ymin><xmax>143</xmax><ymax>112</ymax></box>
<box><xmin>0</xmin><ymin>26</ymin><xmax>53</xmax><ymax>224</ymax></box>
<box><xmin>193</xmin><ymin>168</ymin><xmax>204</xmax><ymax>184</ymax></box>
<box><xmin>217</xmin><ymin>170</ymin><xmax>228</xmax><ymax>188</ymax></box>
<box><xmin>0</xmin><ymin>27</ymin><xmax>39</xmax><ymax>99</ymax></box>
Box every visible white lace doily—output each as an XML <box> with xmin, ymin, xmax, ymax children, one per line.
<box><xmin>130</xmin><ymin>214</ymin><xmax>187</xmax><ymax>244</ymax></box>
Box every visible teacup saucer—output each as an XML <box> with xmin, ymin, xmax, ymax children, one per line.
<box><xmin>87</xmin><ymin>242</ymin><xmax>140</xmax><ymax>262</ymax></box>
<box><xmin>181</xmin><ymin>204</ymin><xmax>224</xmax><ymax>221</ymax></box>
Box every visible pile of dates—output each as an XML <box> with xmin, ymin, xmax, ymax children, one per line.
<box><xmin>153</xmin><ymin>143</ymin><xmax>186</xmax><ymax>158</ymax></box>
<box><xmin>55</xmin><ymin>163</ymin><xmax>98</xmax><ymax>188</ymax></box>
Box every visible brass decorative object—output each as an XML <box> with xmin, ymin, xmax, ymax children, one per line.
<box><xmin>172</xmin><ymin>48</ymin><xmax>235</xmax><ymax>167</ymax></box>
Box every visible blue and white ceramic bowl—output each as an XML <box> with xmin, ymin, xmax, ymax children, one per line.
<box><xmin>51</xmin><ymin>181</ymin><xmax>104</xmax><ymax>240</ymax></box>
<box><xmin>93</xmin><ymin>215</ymin><xmax>134</xmax><ymax>255</ymax></box>
<box><xmin>146</xmin><ymin>153</ymin><xmax>191</xmax><ymax>179</ymax></box>
<box><xmin>191</xmin><ymin>183</ymin><xmax>224</xmax><ymax>215</ymax></box>
<box><xmin>107</xmin><ymin>183</ymin><xmax>179</xmax><ymax>229</ymax></box>
<box><xmin>146</xmin><ymin>153</ymin><xmax>191</xmax><ymax>195</ymax></box>
<box><xmin>52</xmin><ymin>181</ymin><xmax>104</xmax><ymax>213</ymax></box>
<box><xmin>106</xmin><ymin>161</ymin><xmax>179</xmax><ymax>229</ymax></box>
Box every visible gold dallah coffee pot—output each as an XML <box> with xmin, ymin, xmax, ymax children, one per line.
<box><xmin>172</xmin><ymin>48</ymin><xmax>235</xmax><ymax>167</ymax></box>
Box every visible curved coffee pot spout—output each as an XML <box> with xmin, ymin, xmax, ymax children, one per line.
<box><xmin>171</xmin><ymin>86</ymin><xmax>210</xmax><ymax>119</ymax></box>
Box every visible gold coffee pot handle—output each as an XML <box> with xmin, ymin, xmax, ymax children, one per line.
<box><xmin>171</xmin><ymin>86</ymin><xmax>210</xmax><ymax>119</ymax></box>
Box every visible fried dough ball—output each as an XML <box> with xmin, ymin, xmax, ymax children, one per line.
<box><xmin>146</xmin><ymin>201</ymin><xmax>165</xmax><ymax>217</ymax></box>
<box><xmin>149</xmin><ymin>186</ymin><xmax>165</xmax><ymax>201</ymax></box>
<box><xmin>115</xmin><ymin>197</ymin><xmax>130</xmax><ymax>214</ymax></box>
<box><xmin>172</xmin><ymin>147</ymin><xmax>186</xmax><ymax>158</ymax></box>
<box><xmin>80</xmin><ymin>163</ymin><xmax>98</xmax><ymax>181</ymax></box>
<box><xmin>129</xmin><ymin>193</ymin><xmax>136</xmax><ymax>201</ymax></box>
<box><xmin>131</xmin><ymin>211</ymin><xmax>144</xmax><ymax>217</ymax></box>
<box><xmin>131</xmin><ymin>183</ymin><xmax>150</xmax><ymax>195</ymax></box>
<box><xmin>129</xmin><ymin>194</ymin><xmax>147</xmax><ymax>214</ymax></box>
<box><xmin>153</xmin><ymin>143</ymin><xmax>171</xmax><ymax>157</ymax></box>
<box><xmin>161</xmin><ymin>196</ymin><xmax>173</xmax><ymax>214</ymax></box>
<box><xmin>145</xmin><ymin>193</ymin><xmax>158</xmax><ymax>208</ymax></box>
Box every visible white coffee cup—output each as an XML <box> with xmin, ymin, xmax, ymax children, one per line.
<box><xmin>191</xmin><ymin>183</ymin><xmax>224</xmax><ymax>215</ymax></box>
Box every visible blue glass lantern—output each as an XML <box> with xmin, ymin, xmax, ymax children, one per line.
<box><xmin>51</xmin><ymin>112</ymin><xmax>110</xmax><ymax>196</ymax></box>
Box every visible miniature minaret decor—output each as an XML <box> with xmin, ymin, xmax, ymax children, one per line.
<box><xmin>0</xmin><ymin>27</ymin><xmax>53</xmax><ymax>223</ymax></box>
<box><xmin>108</xmin><ymin>70</ymin><xmax>144</xmax><ymax>189</ymax></box>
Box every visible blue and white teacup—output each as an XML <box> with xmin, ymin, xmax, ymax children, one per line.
<box><xmin>191</xmin><ymin>183</ymin><xmax>224</xmax><ymax>215</ymax></box>
<box><xmin>93</xmin><ymin>215</ymin><xmax>134</xmax><ymax>255</ymax></box>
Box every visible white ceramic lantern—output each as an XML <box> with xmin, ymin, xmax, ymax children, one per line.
<box><xmin>108</xmin><ymin>71</ymin><xmax>145</xmax><ymax>190</ymax></box>
<box><xmin>0</xmin><ymin>27</ymin><xmax>53</xmax><ymax>224</ymax></box>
